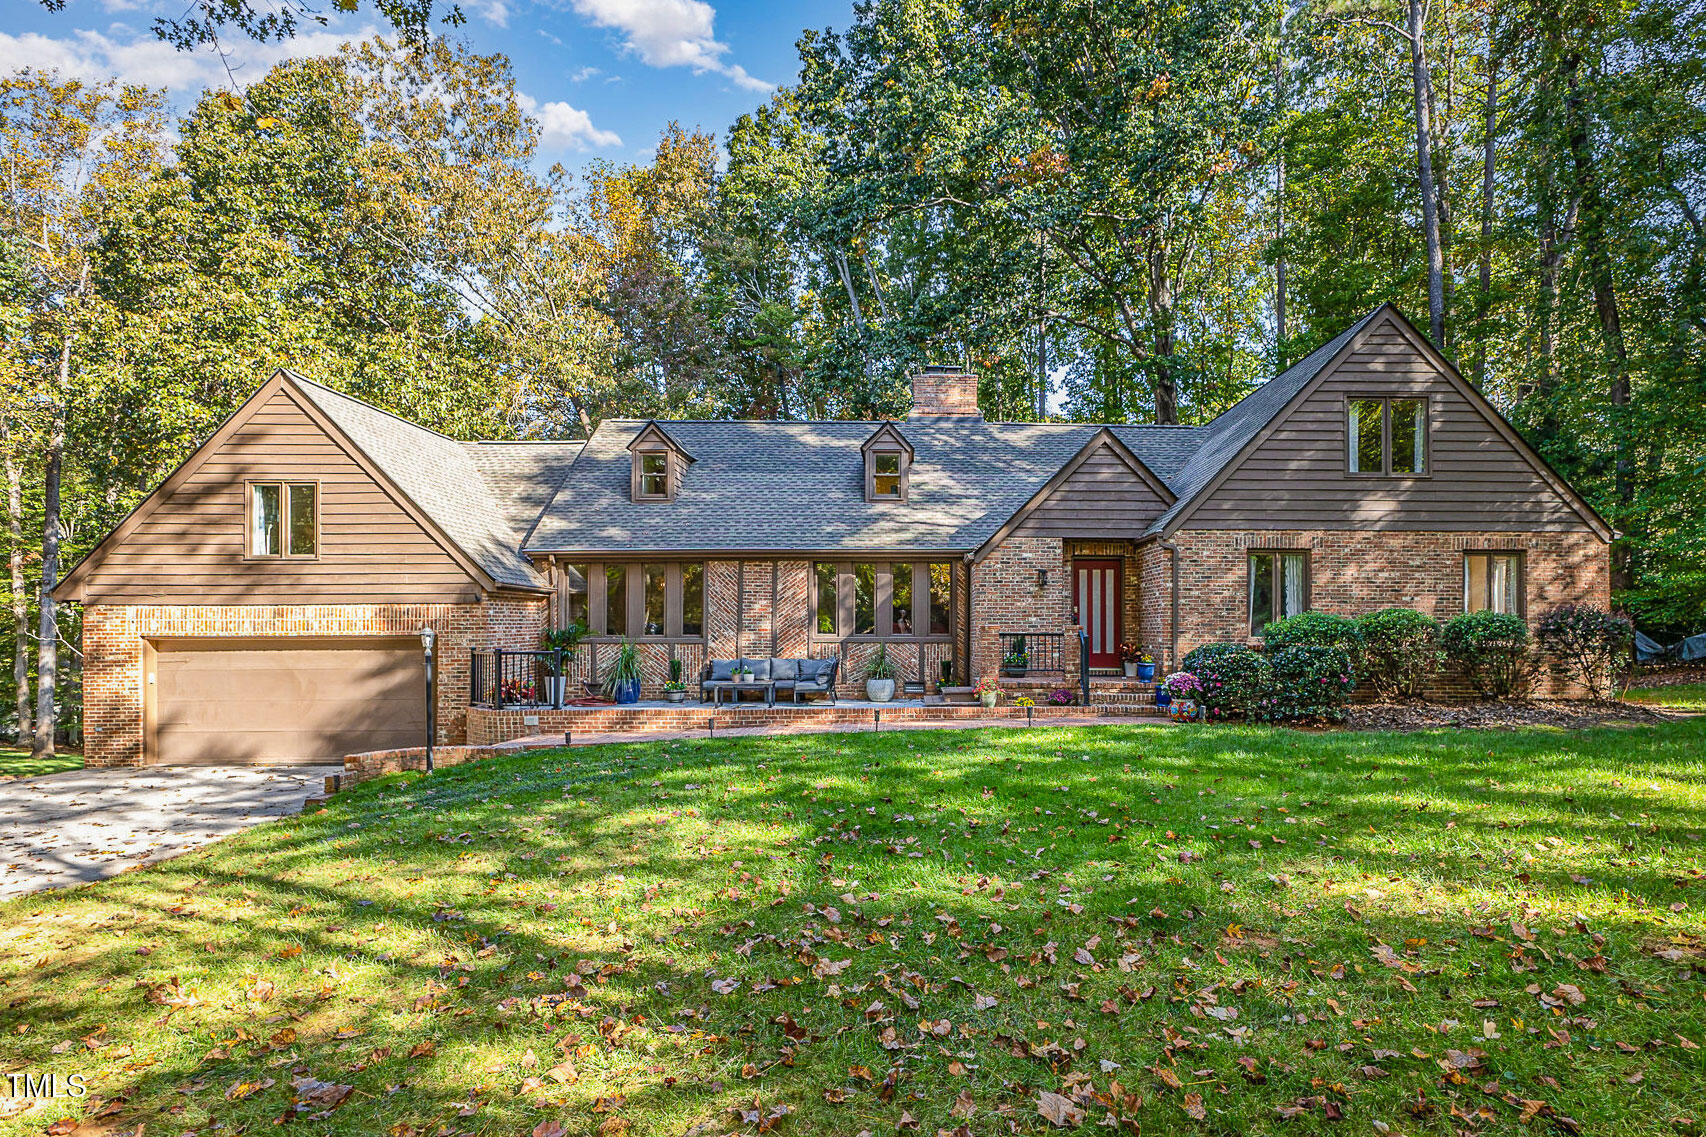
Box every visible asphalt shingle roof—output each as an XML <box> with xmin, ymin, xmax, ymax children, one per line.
<box><xmin>524</xmin><ymin>420</ymin><xmax>1203</xmax><ymax>555</ymax></box>
<box><xmin>288</xmin><ymin>375</ymin><xmax>557</xmax><ymax>590</ymax></box>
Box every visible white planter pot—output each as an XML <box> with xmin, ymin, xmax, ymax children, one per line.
<box><xmin>1122</xmin><ymin>662</ymin><xmax>1137</xmax><ymax>678</ymax></box>
<box><xmin>664</xmin><ymin>689</ymin><xmax>687</xmax><ymax>703</ymax></box>
<box><xmin>979</xmin><ymin>690</ymin><xmax>998</xmax><ymax>709</ymax></box>
<box><xmin>551</xmin><ymin>677</ymin><xmax>569</xmax><ymax>705</ymax></box>
<box><xmin>866</xmin><ymin>678</ymin><xmax>896</xmax><ymax>703</ymax></box>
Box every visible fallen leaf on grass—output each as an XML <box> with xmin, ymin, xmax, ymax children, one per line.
<box><xmin>1037</xmin><ymin>1091</ymin><xmax>1085</xmax><ymax>1127</ymax></box>
<box><xmin>1183</xmin><ymin>1092</ymin><xmax>1207</xmax><ymax>1120</ymax></box>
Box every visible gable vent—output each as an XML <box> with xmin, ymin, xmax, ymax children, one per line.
<box><xmin>909</xmin><ymin>364</ymin><xmax>982</xmax><ymax>420</ymax></box>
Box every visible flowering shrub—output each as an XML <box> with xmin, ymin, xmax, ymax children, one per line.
<box><xmin>1180</xmin><ymin>642</ymin><xmax>1273</xmax><ymax>720</ymax></box>
<box><xmin>971</xmin><ymin>676</ymin><xmax>1002</xmax><ymax>698</ymax></box>
<box><xmin>1162</xmin><ymin>671</ymin><xmax>1202</xmax><ymax>697</ymax></box>
<box><xmin>498</xmin><ymin>679</ymin><xmax>537</xmax><ymax>704</ymax></box>
<box><xmin>1047</xmin><ymin>688</ymin><xmax>1075</xmax><ymax>705</ymax></box>
<box><xmin>1250</xmin><ymin>643</ymin><xmax>1356</xmax><ymax>723</ymax></box>
<box><xmin>1535</xmin><ymin>603</ymin><xmax>1632</xmax><ymax>700</ymax></box>
<box><xmin>1442</xmin><ymin>610</ymin><xmax>1531</xmax><ymax>697</ymax></box>
<box><xmin>1261</xmin><ymin>611</ymin><xmax>1365</xmax><ymax>674</ymax></box>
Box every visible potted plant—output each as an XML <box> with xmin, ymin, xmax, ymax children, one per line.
<box><xmin>662</xmin><ymin>680</ymin><xmax>688</xmax><ymax>703</ymax></box>
<box><xmin>865</xmin><ymin>644</ymin><xmax>898</xmax><ymax>702</ymax></box>
<box><xmin>1162</xmin><ymin>671</ymin><xmax>1203</xmax><ymax>721</ymax></box>
<box><xmin>541</xmin><ymin>624</ymin><xmax>586</xmax><ymax>705</ymax></box>
<box><xmin>1047</xmin><ymin>688</ymin><xmax>1075</xmax><ymax>706</ymax></box>
<box><xmin>601</xmin><ymin>639</ymin><xmax>644</xmax><ymax>705</ymax></box>
<box><xmin>1136</xmin><ymin>649</ymin><xmax>1157</xmax><ymax>682</ymax></box>
<box><xmin>972</xmin><ymin>676</ymin><xmax>1001</xmax><ymax>708</ymax></box>
<box><xmin>1119</xmin><ymin>641</ymin><xmax>1143</xmax><ymax>679</ymax></box>
<box><xmin>1001</xmin><ymin>636</ymin><xmax>1029</xmax><ymax>677</ymax></box>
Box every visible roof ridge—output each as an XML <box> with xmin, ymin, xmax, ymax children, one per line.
<box><xmin>282</xmin><ymin>370</ymin><xmax>464</xmax><ymax>444</ymax></box>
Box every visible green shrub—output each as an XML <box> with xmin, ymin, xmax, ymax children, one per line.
<box><xmin>1535</xmin><ymin>603</ymin><xmax>1633</xmax><ymax>700</ymax></box>
<box><xmin>1180</xmin><ymin>642</ymin><xmax>1273</xmax><ymax>721</ymax></box>
<box><xmin>1262</xmin><ymin>611</ymin><xmax>1365</xmax><ymax>665</ymax></box>
<box><xmin>1251</xmin><ymin>643</ymin><xmax>1357</xmax><ymax>722</ymax></box>
<box><xmin>1441</xmin><ymin>610</ymin><xmax>1531</xmax><ymax>697</ymax></box>
<box><xmin>1355</xmin><ymin>608</ymin><xmax>1441</xmax><ymax>698</ymax></box>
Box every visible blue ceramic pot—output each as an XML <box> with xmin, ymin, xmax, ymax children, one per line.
<box><xmin>615</xmin><ymin>678</ymin><xmax>642</xmax><ymax>704</ymax></box>
<box><xmin>1137</xmin><ymin>662</ymin><xmax>1156</xmax><ymax>681</ymax></box>
<box><xmin>1154</xmin><ymin>686</ymin><xmax>1171</xmax><ymax>707</ymax></box>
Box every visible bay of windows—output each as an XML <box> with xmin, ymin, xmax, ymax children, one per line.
<box><xmin>815</xmin><ymin>561</ymin><xmax>951</xmax><ymax>639</ymax></box>
<box><xmin>561</xmin><ymin>562</ymin><xmax>705</xmax><ymax>638</ymax></box>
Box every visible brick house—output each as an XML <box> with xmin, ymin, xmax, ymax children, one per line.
<box><xmin>55</xmin><ymin>304</ymin><xmax>1611</xmax><ymax>766</ymax></box>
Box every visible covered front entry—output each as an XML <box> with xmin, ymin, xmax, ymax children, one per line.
<box><xmin>148</xmin><ymin>637</ymin><xmax>426</xmax><ymax>765</ymax></box>
<box><xmin>1072</xmin><ymin>558</ymin><xmax>1123</xmax><ymax>671</ymax></box>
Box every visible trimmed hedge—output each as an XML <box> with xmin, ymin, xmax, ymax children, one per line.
<box><xmin>1180</xmin><ymin>642</ymin><xmax>1272</xmax><ymax>721</ymax></box>
<box><xmin>1251</xmin><ymin>643</ymin><xmax>1357</xmax><ymax>723</ymax></box>
<box><xmin>1262</xmin><ymin>611</ymin><xmax>1365</xmax><ymax>665</ymax></box>
<box><xmin>1441</xmin><ymin>610</ymin><xmax>1531</xmax><ymax>697</ymax></box>
<box><xmin>1355</xmin><ymin>607</ymin><xmax>1442</xmax><ymax>698</ymax></box>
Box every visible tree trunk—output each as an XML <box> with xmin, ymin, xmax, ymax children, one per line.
<box><xmin>1274</xmin><ymin>15</ymin><xmax>1288</xmax><ymax>367</ymax></box>
<box><xmin>1407</xmin><ymin>0</ymin><xmax>1446</xmax><ymax>347</ymax></box>
<box><xmin>2</xmin><ymin>418</ymin><xmax>29</xmax><ymax>742</ymax></box>
<box><xmin>834</xmin><ymin>251</ymin><xmax>866</xmax><ymax>329</ymax></box>
<box><xmin>1145</xmin><ymin>244</ymin><xmax>1179</xmax><ymax>424</ymax></box>
<box><xmin>33</xmin><ymin>329</ymin><xmax>71</xmax><ymax>762</ymax></box>
<box><xmin>1473</xmin><ymin>13</ymin><xmax>1498</xmax><ymax>390</ymax></box>
<box><xmin>1566</xmin><ymin>67</ymin><xmax>1633</xmax><ymax>591</ymax></box>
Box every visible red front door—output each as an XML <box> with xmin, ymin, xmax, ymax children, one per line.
<box><xmin>1073</xmin><ymin>559</ymin><xmax>1123</xmax><ymax>671</ymax></box>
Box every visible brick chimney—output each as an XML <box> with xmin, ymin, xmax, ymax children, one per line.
<box><xmin>909</xmin><ymin>363</ymin><xmax>982</xmax><ymax>419</ymax></box>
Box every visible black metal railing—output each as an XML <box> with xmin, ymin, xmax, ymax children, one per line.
<box><xmin>1079</xmin><ymin>628</ymin><xmax>1090</xmax><ymax>706</ymax></box>
<box><xmin>999</xmin><ymin>632</ymin><xmax>1064</xmax><ymax>676</ymax></box>
<box><xmin>471</xmin><ymin>641</ymin><xmax>710</xmax><ymax>708</ymax></box>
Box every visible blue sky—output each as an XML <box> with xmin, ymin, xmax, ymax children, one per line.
<box><xmin>1</xmin><ymin>0</ymin><xmax>851</xmax><ymax>171</ymax></box>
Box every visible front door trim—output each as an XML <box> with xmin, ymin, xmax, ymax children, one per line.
<box><xmin>1072</xmin><ymin>558</ymin><xmax>1123</xmax><ymax>671</ymax></box>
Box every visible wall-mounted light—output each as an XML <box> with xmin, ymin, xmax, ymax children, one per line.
<box><xmin>1036</xmin><ymin>568</ymin><xmax>1049</xmax><ymax>590</ymax></box>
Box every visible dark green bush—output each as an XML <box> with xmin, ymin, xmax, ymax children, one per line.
<box><xmin>1180</xmin><ymin>642</ymin><xmax>1272</xmax><ymax>721</ymax></box>
<box><xmin>1441</xmin><ymin>610</ymin><xmax>1531</xmax><ymax>697</ymax></box>
<box><xmin>1250</xmin><ymin>643</ymin><xmax>1357</xmax><ymax>722</ymax></box>
<box><xmin>1535</xmin><ymin>604</ymin><xmax>1633</xmax><ymax>700</ymax></box>
<box><xmin>1355</xmin><ymin>608</ymin><xmax>1441</xmax><ymax>698</ymax></box>
<box><xmin>1262</xmin><ymin>611</ymin><xmax>1365</xmax><ymax>663</ymax></box>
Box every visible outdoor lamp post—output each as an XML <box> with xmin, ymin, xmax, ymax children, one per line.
<box><xmin>419</xmin><ymin>626</ymin><xmax>437</xmax><ymax>773</ymax></box>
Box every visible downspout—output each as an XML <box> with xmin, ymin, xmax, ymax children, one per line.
<box><xmin>1161</xmin><ymin>539</ymin><xmax>1181</xmax><ymax>672</ymax></box>
<box><xmin>963</xmin><ymin>552</ymin><xmax>976</xmax><ymax>687</ymax></box>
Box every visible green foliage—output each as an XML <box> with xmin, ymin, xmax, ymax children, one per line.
<box><xmin>600</xmin><ymin>640</ymin><xmax>643</xmax><ymax>694</ymax></box>
<box><xmin>1355</xmin><ymin>608</ymin><xmax>1442</xmax><ymax>699</ymax></box>
<box><xmin>1181</xmin><ymin>642</ymin><xmax>1273</xmax><ymax>721</ymax></box>
<box><xmin>1251</xmin><ymin>643</ymin><xmax>1357</xmax><ymax>723</ymax></box>
<box><xmin>1441</xmin><ymin>611</ymin><xmax>1532</xmax><ymax>698</ymax></box>
<box><xmin>1535</xmin><ymin>604</ymin><xmax>1634</xmax><ymax>701</ymax></box>
<box><xmin>1260</xmin><ymin>611</ymin><xmax>1366</xmax><ymax>662</ymax></box>
<box><xmin>865</xmin><ymin>643</ymin><xmax>899</xmax><ymax>681</ymax></box>
<box><xmin>540</xmin><ymin>625</ymin><xmax>586</xmax><ymax>655</ymax></box>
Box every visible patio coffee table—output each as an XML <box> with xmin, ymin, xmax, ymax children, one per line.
<box><xmin>710</xmin><ymin>680</ymin><xmax>775</xmax><ymax>707</ymax></box>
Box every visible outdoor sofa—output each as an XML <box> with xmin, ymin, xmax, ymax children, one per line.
<box><xmin>701</xmin><ymin>657</ymin><xmax>839</xmax><ymax>704</ymax></box>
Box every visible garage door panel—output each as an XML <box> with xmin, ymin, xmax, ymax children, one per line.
<box><xmin>153</xmin><ymin>642</ymin><xmax>426</xmax><ymax>765</ymax></box>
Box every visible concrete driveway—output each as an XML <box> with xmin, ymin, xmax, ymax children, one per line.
<box><xmin>0</xmin><ymin>765</ymin><xmax>336</xmax><ymax>901</ymax></box>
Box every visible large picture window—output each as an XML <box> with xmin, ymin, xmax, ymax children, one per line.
<box><xmin>249</xmin><ymin>482</ymin><xmax>318</xmax><ymax>558</ymax></box>
<box><xmin>813</xmin><ymin>561</ymin><xmax>953</xmax><ymax>639</ymax></box>
<box><xmin>1347</xmin><ymin>397</ymin><xmax>1428</xmax><ymax>475</ymax></box>
<box><xmin>1464</xmin><ymin>552</ymin><xmax>1523</xmax><ymax>615</ymax></box>
<box><xmin>1249</xmin><ymin>551</ymin><xmax>1309</xmax><ymax>635</ymax></box>
<box><xmin>564</xmin><ymin>562</ymin><xmax>706</xmax><ymax>638</ymax></box>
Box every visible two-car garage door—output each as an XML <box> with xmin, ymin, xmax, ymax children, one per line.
<box><xmin>149</xmin><ymin>638</ymin><xmax>426</xmax><ymax>765</ymax></box>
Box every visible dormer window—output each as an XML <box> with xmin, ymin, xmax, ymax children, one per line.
<box><xmin>638</xmin><ymin>451</ymin><xmax>669</xmax><ymax>498</ymax></box>
<box><xmin>861</xmin><ymin>423</ymin><xmax>913</xmax><ymax>503</ymax></box>
<box><xmin>627</xmin><ymin>421</ymin><xmax>693</xmax><ymax>503</ymax></box>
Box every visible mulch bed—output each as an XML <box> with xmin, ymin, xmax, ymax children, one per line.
<box><xmin>1631</xmin><ymin>661</ymin><xmax>1706</xmax><ymax>688</ymax></box>
<box><xmin>1345</xmin><ymin>698</ymin><xmax>1678</xmax><ymax>732</ymax></box>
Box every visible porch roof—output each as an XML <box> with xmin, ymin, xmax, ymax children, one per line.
<box><xmin>525</xmin><ymin>419</ymin><xmax>1203</xmax><ymax>555</ymax></box>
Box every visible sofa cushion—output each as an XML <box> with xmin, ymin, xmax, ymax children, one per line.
<box><xmin>796</xmin><ymin>659</ymin><xmax>828</xmax><ymax>685</ymax></box>
<box><xmin>708</xmin><ymin>659</ymin><xmax>736</xmax><ymax>682</ymax></box>
<box><xmin>770</xmin><ymin>657</ymin><xmax>798</xmax><ymax>681</ymax></box>
<box><xmin>740</xmin><ymin>657</ymin><xmax>771</xmax><ymax>681</ymax></box>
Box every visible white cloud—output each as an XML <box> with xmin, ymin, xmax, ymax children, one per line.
<box><xmin>568</xmin><ymin>0</ymin><xmax>771</xmax><ymax>91</ymax></box>
<box><xmin>464</xmin><ymin>0</ymin><xmax>511</xmax><ymax>27</ymax></box>
<box><xmin>517</xmin><ymin>92</ymin><xmax>622</xmax><ymax>150</ymax></box>
<box><xmin>0</xmin><ymin>24</ymin><xmax>379</xmax><ymax>97</ymax></box>
<box><xmin>570</xmin><ymin>64</ymin><xmax>600</xmax><ymax>80</ymax></box>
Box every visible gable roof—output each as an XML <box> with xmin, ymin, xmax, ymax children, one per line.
<box><xmin>1144</xmin><ymin>306</ymin><xmax>1386</xmax><ymax>537</ymax></box>
<box><xmin>282</xmin><ymin>373</ymin><xmax>556</xmax><ymax>591</ymax></box>
<box><xmin>973</xmin><ymin>428</ymin><xmax>1176</xmax><ymax>559</ymax></box>
<box><xmin>525</xmin><ymin>419</ymin><xmax>1196</xmax><ymax>555</ymax></box>
<box><xmin>861</xmin><ymin>422</ymin><xmax>914</xmax><ymax>455</ymax></box>
<box><xmin>1144</xmin><ymin>304</ymin><xmax>1612</xmax><ymax>540</ymax></box>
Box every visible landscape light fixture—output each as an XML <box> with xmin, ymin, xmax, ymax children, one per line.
<box><xmin>419</xmin><ymin>626</ymin><xmax>437</xmax><ymax>773</ymax></box>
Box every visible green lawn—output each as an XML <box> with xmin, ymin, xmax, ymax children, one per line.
<box><xmin>2</xmin><ymin>720</ymin><xmax>1704</xmax><ymax>1136</ymax></box>
<box><xmin>1626</xmin><ymin>682</ymin><xmax>1706</xmax><ymax>711</ymax></box>
<box><xmin>0</xmin><ymin>745</ymin><xmax>80</xmax><ymax>779</ymax></box>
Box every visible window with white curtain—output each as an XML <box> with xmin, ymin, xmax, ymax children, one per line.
<box><xmin>1464</xmin><ymin>552</ymin><xmax>1524</xmax><ymax>615</ymax></box>
<box><xmin>1249</xmin><ymin>551</ymin><xmax>1310</xmax><ymax>635</ymax></box>
<box><xmin>1347</xmin><ymin>397</ymin><xmax>1428</xmax><ymax>475</ymax></box>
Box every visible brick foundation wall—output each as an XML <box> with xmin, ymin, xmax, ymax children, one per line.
<box><xmin>1169</xmin><ymin>528</ymin><xmax>1611</xmax><ymax>697</ymax></box>
<box><xmin>81</xmin><ymin>597</ymin><xmax>547</xmax><ymax>767</ymax></box>
<box><xmin>970</xmin><ymin>537</ymin><xmax>1078</xmax><ymax>683</ymax></box>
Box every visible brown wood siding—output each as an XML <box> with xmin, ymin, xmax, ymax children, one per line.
<box><xmin>1011</xmin><ymin>443</ymin><xmax>1169</xmax><ymax>538</ymax></box>
<box><xmin>77</xmin><ymin>387</ymin><xmax>482</xmax><ymax>603</ymax></box>
<box><xmin>1188</xmin><ymin>326</ymin><xmax>1594</xmax><ymax>531</ymax></box>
